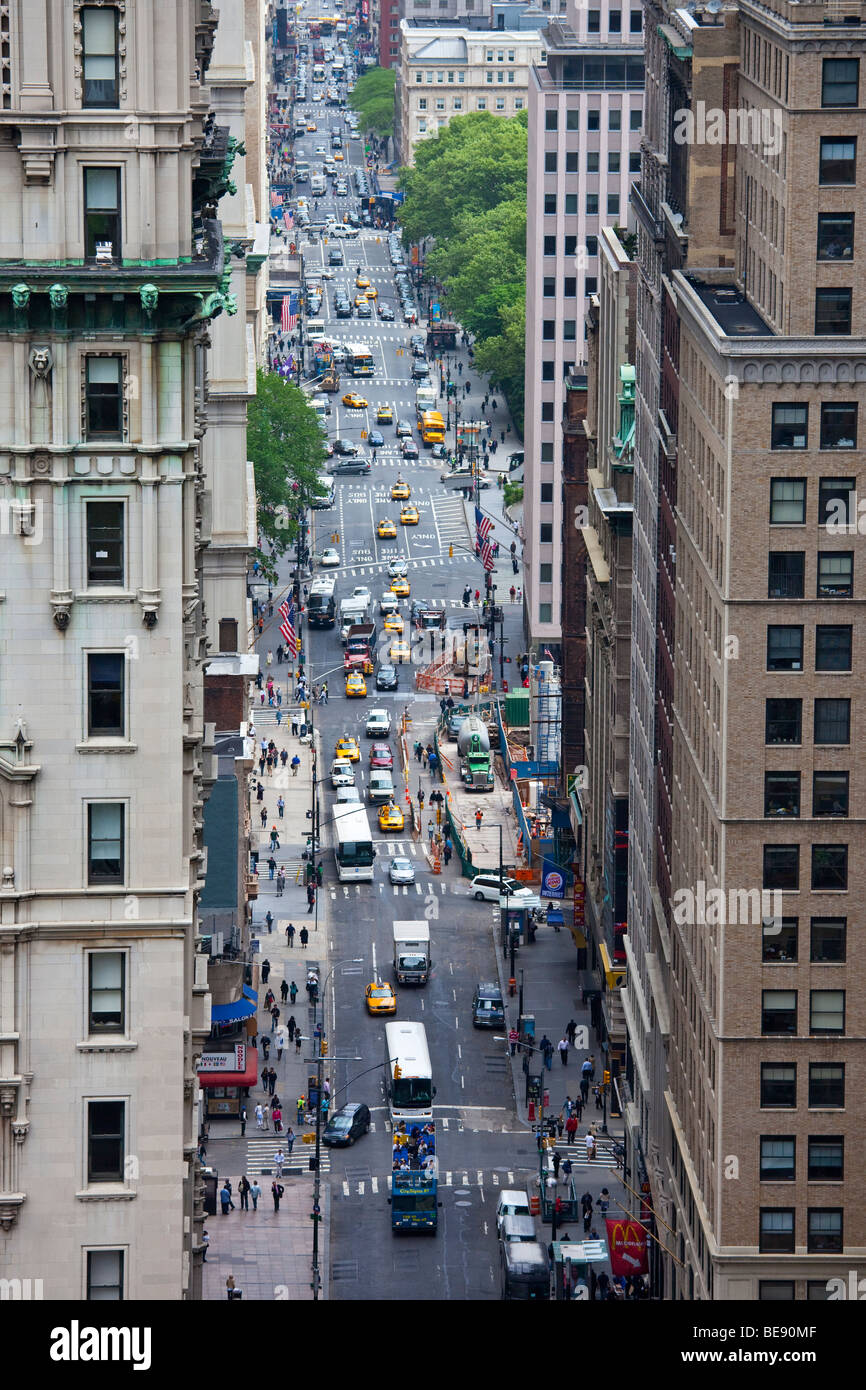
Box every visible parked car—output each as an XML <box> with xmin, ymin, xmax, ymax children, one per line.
<box><xmin>468</xmin><ymin>873</ymin><xmax>542</xmax><ymax>908</ymax></box>
<box><xmin>322</xmin><ymin>1101</ymin><xmax>371</xmax><ymax>1147</ymax></box>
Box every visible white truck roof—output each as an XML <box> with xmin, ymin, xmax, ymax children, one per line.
<box><xmin>393</xmin><ymin>921</ymin><xmax>430</xmax><ymax>943</ymax></box>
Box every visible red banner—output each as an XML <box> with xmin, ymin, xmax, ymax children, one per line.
<box><xmin>606</xmin><ymin>1218</ymin><xmax>648</xmax><ymax>1277</ymax></box>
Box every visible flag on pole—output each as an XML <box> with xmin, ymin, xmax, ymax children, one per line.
<box><xmin>270</xmin><ymin>190</ymin><xmax>283</xmax><ymax>208</ymax></box>
<box><xmin>279</xmin><ymin>599</ymin><xmax>297</xmax><ymax>657</ymax></box>
<box><xmin>284</xmin><ymin>209</ymin><xmax>294</xmax><ymax>231</ymax></box>
<box><xmin>475</xmin><ymin>506</ymin><xmax>495</xmax><ymax>572</ymax></box>
<box><xmin>281</xmin><ymin>292</ymin><xmax>299</xmax><ymax>333</ymax></box>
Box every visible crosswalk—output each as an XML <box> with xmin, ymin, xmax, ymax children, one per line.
<box><xmin>432</xmin><ymin>493</ymin><xmax>473</xmax><ymax>550</ymax></box>
<box><xmin>245</xmin><ymin>1136</ymin><xmax>331</xmax><ymax>1176</ymax></box>
<box><xmin>340</xmin><ymin>1156</ymin><xmax>614</xmax><ymax>1198</ymax></box>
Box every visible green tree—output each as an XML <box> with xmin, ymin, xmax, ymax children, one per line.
<box><xmin>349</xmin><ymin>66</ymin><xmax>397</xmax><ymax>139</ymax></box>
<box><xmin>427</xmin><ymin>199</ymin><xmax>526</xmax><ymax>340</ymax></box>
<box><xmin>398</xmin><ymin>111</ymin><xmax>528</xmax><ymax>246</ymax></box>
<box><xmin>247</xmin><ymin>369</ymin><xmax>327</xmax><ymax>577</ymax></box>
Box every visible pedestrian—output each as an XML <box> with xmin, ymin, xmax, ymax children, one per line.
<box><xmin>558</xmin><ymin>1036</ymin><xmax>569</xmax><ymax>1066</ymax></box>
<box><xmin>286</xmin><ymin>922</ymin><xmax>295</xmax><ymax>947</ymax></box>
<box><xmin>291</xmin><ymin>754</ymin><xmax>301</xmax><ymax>777</ymax></box>
<box><xmin>240</xmin><ymin>1103</ymin><xmax>247</xmax><ymax>1136</ymax></box>
<box><xmin>276</xmin><ymin>868</ymin><xmax>285</xmax><ymax>898</ymax></box>
<box><xmin>272</xmin><ymin>1180</ymin><xmax>285</xmax><ymax>1211</ymax></box>
<box><xmin>260</xmin><ymin>1034</ymin><xmax>270</xmax><ymax>1061</ymax></box>
<box><xmin>475</xmin><ymin>808</ymin><xmax>483</xmax><ymax>830</ymax></box>
<box><xmin>307</xmin><ymin>884</ymin><xmax>316</xmax><ymax>912</ymax></box>
<box><xmin>280</xmin><ymin>748</ymin><xmax>288</xmax><ymax>768</ymax></box>
<box><xmin>255</xmin><ymin>1102</ymin><xmax>264</xmax><ymax>1129</ymax></box>
<box><xmin>556</xmin><ymin>1110</ymin><xmax>565</xmax><ymax>1138</ymax></box>
<box><xmin>238</xmin><ymin>1175</ymin><xmax>251</xmax><ymax>1211</ymax></box>
<box><xmin>580</xmin><ymin>1075</ymin><xmax>590</xmax><ymax>1103</ymax></box>
<box><xmin>256</xmin><ymin>781</ymin><xmax>264</xmax><ymax>803</ymax></box>
<box><xmin>300</xmin><ymin>925</ymin><xmax>309</xmax><ymax>948</ymax></box>
<box><xmin>202</xmin><ymin>1228</ymin><xmax>210</xmax><ymax>1261</ymax></box>
<box><xmin>291</xmin><ymin>713</ymin><xmax>300</xmax><ymax>737</ymax></box>
<box><xmin>422</xmin><ymin>747</ymin><xmax>428</xmax><ymax>768</ymax></box>
<box><xmin>566</xmin><ymin>1018</ymin><xmax>577</xmax><ymax>1046</ymax></box>
<box><xmin>271</xmin><ymin>1004</ymin><xmax>280</xmax><ymax>1032</ymax></box>
<box><xmin>264</xmin><ymin>987</ymin><xmax>275</xmax><ymax>1013</ymax></box>
<box><xmin>585</xmin><ymin>1131</ymin><xmax>596</xmax><ymax>1161</ymax></box>
<box><xmin>443</xmin><ymin>840</ymin><xmax>452</xmax><ymax>866</ymax></box>
<box><xmin>273</xmin><ymin>1148</ymin><xmax>285</xmax><ymax>1178</ymax></box>
<box><xmin>508</xmin><ymin>1026</ymin><xmax>519</xmax><ymax>1056</ymax></box>
<box><xmin>509</xmin><ymin>585</ymin><xmax>516</xmax><ymax>603</ymax></box>
<box><xmin>581</xmin><ymin>1055</ymin><xmax>593</xmax><ymax>1083</ymax></box>
<box><xmin>270</xmin><ymin>826</ymin><xmax>280</xmax><ymax>851</ymax></box>
<box><xmin>552</xmin><ymin>1149</ymin><xmax>561</xmax><ymax>1179</ymax></box>
<box><xmin>574</xmin><ymin>1094</ymin><xmax>584</xmax><ymax>1123</ymax></box>
<box><xmin>565</xmin><ymin>1112</ymin><xmax>578</xmax><ymax>1145</ymax></box>
<box><xmin>295</xmin><ymin>1032</ymin><xmax>302</xmax><ymax>1055</ymax></box>
<box><xmin>562</xmin><ymin>1156</ymin><xmax>573</xmax><ymax>1185</ymax></box>
<box><xmin>267</xmin><ymin>855</ymin><xmax>277</xmax><ymax>880</ymax></box>
<box><xmin>260</xmin><ymin>806</ymin><xmax>268</xmax><ymax>828</ymax></box>
<box><xmin>597</xmin><ymin>1187</ymin><xmax>610</xmax><ymax>1215</ymax></box>
<box><xmin>286</xmin><ymin>1126</ymin><xmax>295</xmax><ymax>1154</ymax></box>
<box><xmin>414</xmin><ymin>739</ymin><xmax>423</xmax><ymax>762</ymax></box>
<box><xmin>539</xmin><ymin>1034</ymin><xmax>553</xmax><ymax>1070</ymax></box>
<box><xmin>280</xmin><ymin>978</ymin><xmax>289</xmax><ymax>1003</ymax></box>
<box><xmin>594</xmin><ymin>1084</ymin><xmax>603</xmax><ymax>1111</ymax></box>
<box><xmin>220</xmin><ymin>1181</ymin><xmax>232</xmax><ymax>1215</ymax></box>
<box><xmin>289</xmin><ymin>980</ymin><xmax>298</xmax><ymax>1004</ymax></box>
<box><xmin>261</xmin><ymin>959</ymin><xmax>271</xmax><ymax>984</ymax></box>
<box><xmin>427</xmin><ymin>818</ymin><xmax>435</xmax><ymax>845</ymax></box>
<box><xmin>277</xmin><ymin>795</ymin><xmax>285</xmax><ymax>818</ymax></box>
<box><xmin>265</xmin><ymin>909</ymin><xmax>274</xmax><ymax>934</ymax></box>
<box><xmin>287</xmin><ymin>1014</ymin><xmax>296</xmax><ymax>1042</ymax></box>
<box><xmin>269</xmin><ymin>1067</ymin><xmax>277</xmax><ymax>1095</ymax></box>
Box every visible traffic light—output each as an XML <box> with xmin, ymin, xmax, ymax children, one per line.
<box><xmin>320</xmin><ymin>1038</ymin><xmax>328</xmax><ymax>1055</ymax></box>
<box><xmin>603</xmin><ymin>1069</ymin><xmax>610</xmax><ymax>1087</ymax></box>
<box><xmin>394</xmin><ymin>1063</ymin><xmax>402</xmax><ymax>1079</ymax></box>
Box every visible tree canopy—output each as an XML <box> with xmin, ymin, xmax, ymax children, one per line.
<box><xmin>348</xmin><ymin>66</ymin><xmax>397</xmax><ymax>140</ymax></box>
<box><xmin>398</xmin><ymin>112</ymin><xmax>528</xmax><ymax>429</ymax></box>
<box><xmin>247</xmin><ymin>369</ymin><xmax>328</xmax><ymax>577</ymax></box>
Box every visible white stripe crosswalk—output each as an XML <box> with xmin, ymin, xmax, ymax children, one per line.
<box><xmin>245</xmin><ymin>1137</ymin><xmax>330</xmax><ymax>1174</ymax></box>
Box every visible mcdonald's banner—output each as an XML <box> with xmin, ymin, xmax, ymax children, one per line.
<box><xmin>605</xmin><ymin>1218</ymin><xmax>648</xmax><ymax>1277</ymax></box>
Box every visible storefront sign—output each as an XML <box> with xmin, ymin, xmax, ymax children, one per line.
<box><xmin>198</xmin><ymin>1046</ymin><xmax>246</xmax><ymax>1073</ymax></box>
<box><xmin>606</xmin><ymin>1218</ymin><xmax>649</xmax><ymax>1277</ymax></box>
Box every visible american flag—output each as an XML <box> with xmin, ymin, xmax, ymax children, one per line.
<box><xmin>270</xmin><ymin>190</ymin><xmax>283</xmax><ymax>208</ymax></box>
<box><xmin>279</xmin><ymin>598</ymin><xmax>297</xmax><ymax>657</ymax></box>
<box><xmin>475</xmin><ymin>506</ymin><xmax>495</xmax><ymax>572</ymax></box>
<box><xmin>284</xmin><ymin>209</ymin><xmax>294</xmax><ymax>230</ymax></box>
<box><xmin>281</xmin><ymin>292</ymin><xmax>298</xmax><ymax>332</ymax></box>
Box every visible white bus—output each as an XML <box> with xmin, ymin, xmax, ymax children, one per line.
<box><xmin>384</xmin><ymin>1021</ymin><xmax>435</xmax><ymax>1124</ymax></box>
<box><xmin>333</xmin><ymin>803</ymin><xmax>375</xmax><ymax>882</ymax></box>
<box><xmin>346</xmin><ymin>344</ymin><xmax>375</xmax><ymax>377</ymax></box>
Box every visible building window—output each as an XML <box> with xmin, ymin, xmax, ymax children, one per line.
<box><xmin>82</xmin><ymin>5</ymin><xmax>119</xmax><ymax>108</ymax></box>
<box><xmin>545</xmin><ymin>151</ymin><xmax>558</xmax><ymax>172</ymax></box>
<box><xmin>817</xmin><ymin>551</ymin><xmax>853</xmax><ymax>598</ymax></box>
<box><xmin>563</xmin><ymin>319</ymin><xmax>576</xmax><ymax>340</ymax></box>
<box><xmin>588</xmin><ymin>109</ymin><xmax>599</xmax><ymax>131</ymax></box>
<box><xmin>815</xmin><ymin>288</ymin><xmax>852</xmax><ymax>334</ymax></box>
<box><xmin>815</xmin><ymin>624</ymin><xmax>852</xmax><ymax>671</ymax></box>
<box><xmin>609</xmin><ymin>10</ymin><xmax>622</xmax><ymax>31</ymax></box>
<box><xmin>543</xmin><ymin>276</ymin><xmax>555</xmax><ymax>297</ymax></box>
<box><xmin>630</xmin><ymin>107</ymin><xmax>642</xmax><ymax>130</ymax></box>
<box><xmin>497</xmin><ymin>72</ymin><xmax>504</xmax><ymax>84</ymax></box>
<box><xmin>540</xmin><ymin>444</ymin><xmax>554</xmax><ymax>463</ymax></box>
<box><xmin>543</xmin><ymin>319</ymin><xmax>555</xmax><ymax>339</ymax></box>
<box><xmin>418</xmin><ymin>97</ymin><xmax>427</xmax><ymax>110</ymax></box>
<box><xmin>763</xmin><ymin>845</ymin><xmax>799</xmax><ymax>891</ymax></box>
<box><xmin>476</xmin><ymin>99</ymin><xmax>486</xmax><ymax>110</ymax></box>
<box><xmin>629</xmin><ymin>151</ymin><xmax>641</xmax><ymax>172</ymax></box>
<box><xmin>541</xmin><ymin>402</ymin><xmax>554</xmax><ymax>422</ymax></box>
<box><xmin>85</xmin><ymin>356</ymin><xmax>123</xmax><ymax>440</ymax></box>
<box><xmin>87</xmin><ymin>1100</ymin><xmax>125</xmax><ymax>1182</ymax></box>
<box><xmin>630</xmin><ymin>8</ymin><xmax>643</xmax><ymax>31</ymax></box>
<box><xmin>564</xmin><ymin>234</ymin><xmax>577</xmax><ymax>255</ymax></box>
<box><xmin>544</xmin><ymin>235</ymin><xmax>556</xmax><ymax>255</ymax></box>
<box><xmin>760</xmin><ymin>1137</ymin><xmax>795</xmax><ymax>1181</ymax></box>
<box><xmin>587</xmin><ymin>151</ymin><xmax>599</xmax><ymax>172</ymax></box>
<box><xmin>437</xmin><ymin>71</ymin><xmax>444</xmax><ymax>83</ymax></box>
<box><xmin>508</xmin><ymin>51</ymin><xmax>515</xmax><ymax>61</ymax></box>
<box><xmin>88</xmin><ymin>952</ymin><xmax>126</xmax><ymax>1033</ymax></box>
<box><xmin>819</xmin><ymin>137</ymin><xmax>856</xmax><ymax>184</ymax></box>
<box><xmin>811</xmin><ymin>845</ymin><xmax>847</xmax><ymax>892</ymax></box>
<box><xmin>586</xmin><ymin>235</ymin><xmax>598</xmax><ymax>256</ymax></box>
<box><xmin>609</xmin><ymin>109</ymin><xmax>621</xmax><ymax>131</ymax></box>
<box><xmin>761</xmin><ymin>1063</ymin><xmax>796</xmax><ymax>1107</ymax></box>
<box><xmin>86</xmin><ymin>500</ymin><xmax>124</xmax><ymax>585</ymax></box>
<box><xmin>812</xmin><ymin>770</ymin><xmax>849</xmax><ymax>819</ymax></box>
<box><xmin>415</xmin><ymin>73</ymin><xmax>423</xmax><ymax>83</ymax></box>
<box><xmin>817</xmin><ymin>212</ymin><xmax>854</xmax><ymax>261</ymax></box>
<box><xmin>760</xmin><ymin>1282</ymin><xmax>795</xmax><ymax>1301</ymax></box>
<box><xmin>763</xmin><ymin>771</ymin><xmax>800</xmax><ymax>817</ymax></box>
<box><xmin>539</xmin><ymin>603</ymin><xmax>552</xmax><ymax>623</ymax></box>
<box><xmin>495</xmin><ymin>97</ymin><xmax>505</xmax><ymax>110</ymax></box>
<box><xmin>84</xmin><ymin>167</ymin><xmax>121</xmax><ymax>261</ymax></box>
<box><xmin>760</xmin><ymin>1209</ymin><xmax>795</xmax><ymax>1253</ymax></box>
<box><xmin>769</xmin><ymin>478</ymin><xmax>806</xmax><ymax>522</ymax></box>
<box><xmin>87</xmin><ymin>653</ymin><xmax>125</xmax><ymax>737</ymax></box>
<box><xmin>542</xmin><ymin>361</ymin><xmax>555</xmax><ymax>381</ymax></box>
<box><xmin>585</xmin><ymin>277</ymin><xmax>598</xmax><ymax>294</ymax></box>
<box><xmin>822</xmin><ymin>58</ymin><xmax>859</xmax><ymax>107</ymax></box>
<box><xmin>771</xmin><ymin>404</ymin><xmax>808</xmax><ymax>449</ymax></box>
<box><xmin>486</xmin><ymin>49</ymin><xmax>494</xmax><ymax>61</ymax></box>
<box><xmin>565</xmin><ymin>193</ymin><xmax>577</xmax><ymax>214</ymax></box>
<box><xmin>447</xmin><ymin>71</ymin><xmax>454</xmax><ymax>82</ymax></box>
<box><xmin>436</xmin><ymin>98</ymin><xmax>445</xmax><ymax>111</ymax></box>
<box><xmin>564</xmin><ymin>276</ymin><xmax>576</xmax><ymax>296</ymax></box>
<box><xmin>88</xmin><ymin>803</ymin><xmax>124</xmax><ymax>885</ymax></box>
<box><xmin>762</xmin><ymin>989</ymin><xmax>797</xmax><ymax>1034</ymax></box>
<box><xmin>587</xmin><ymin>9</ymin><xmax>600</xmax><ymax>31</ymax></box>
<box><xmin>607</xmin><ymin>193</ymin><xmax>620</xmax><ymax>215</ymax></box>
<box><xmin>814</xmin><ymin>698</ymin><xmax>850</xmax><ymax>745</ymax></box>
<box><xmin>540</xmin><ymin>563</ymin><xmax>553</xmax><ymax>582</ymax></box>
<box><xmin>820</xmin><ymin>402</ymin><xmax>857</xmax><ymax>449</ymax></box>
<box><xmin>567</xmin><ymin>108</ymin><xmax>579</xmax><ymax>131</ymax></box>
<box><xmin>459</xmin><ymin>72</ymin><xmax>465</xmax><ymax>83</ymax></box>
<box><xmin>87</xmin><ymin>1250</ymin><xmax>124</xmax><ymax>1300</ymax></box>
<box><xmin>807</xmin><ymin>1209</ymin><xmax>842</xmax><ymax>1253</ymax></box>
<box><xmin>767</xmin><ymin>625</ymin><xmax>803</xmax><ymax>671</ymax></box>
<box><xmin>453</xmin><ymin>98</ymin><xmax>462</xmax><ymax>111</ymax></box>
<box><xmin>417</xmin><ymin>120</ymin><xmax>427</xmax><ymax>132</ymax></box>
<box><xmin>765</xmin><ymin>698</ymin><xmax>801</xmax><ymax>744</ymax></box>
<box><xmin>565</xmin><ymin>151</ymin><xmax>578</xmax><ymax>173</ymax></box>
<box><xmin>219</xmin><ymin>618</ymin><xmax>239</xmax><ymax>652</ymax></box>
<box><xmin>586</xmin><ymin>193</ymin><xmax>599</xmax><ymax>214</ymax></box>
<box><xmin>541</xmin><ymin>482</ymin><xmax>553</xmax><ymax>502</ymax></box>
<box><xmin>545</xmin><ymin>109</ymin><xmax>558</xmax><ymax>131</ymax></box>
<box><xmin>809</xmin><ymin>1062</ymin><xmax>844</xmax><ymax>1107</ymax></box>
<box><xmin>810</xmin><ymin>915</ymin><xmax>846</xmax><ymax>962</ymax></box>
<box><xmin>540</xmin><ymin>523</ymin><xmax>553</xmax><ymax>542</ymax></box>
<box><xmin>768</xmin><ymin>552</ymin><xmax>804</xmax><ymax>599</ymax></box>
<box><xmin>808</xmin><ymin>1136</ymin><xmax>844</xmax><ymax>1181</ymax></box>
<box><xmin>818</xmin><ymin>476</ymin><xmax>855</xmax><ymax>527</ymax></box>
<box><xmin>544</xmin><ymin>194</ymin><xmax>557</xmax><ymax>215</ymax></box>
<box><xmin>515</xmin><ymin>98</ymin><xmax>524</xmax><ymax>110</ymax></box>
<box><xmin>762</xmin><ymin>917</ymin><xmax>798</xmax><ymax>963</ymax></box>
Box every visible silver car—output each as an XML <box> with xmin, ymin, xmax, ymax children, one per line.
<box><xmin>388</xmin><ymin>557</ymin><xmax>409</xmax><ymax>579</ymax></box>
<box><xmin>389</xmin><ymin>857</ymin><xmax>416</xmax><ymax>885</ymax></box>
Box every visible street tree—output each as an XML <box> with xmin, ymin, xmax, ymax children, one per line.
<box><xmin>248</xmin><ymin>368</ymin><xmax>328</xmax><ymax>577</ymax></box>
<box><xmin>349</xmin><ymin>66</ymin><xmax>397</xmax><ymax>140</ymax></box>
<box><xmin>398</xmin><ymin>111</ymin><xmax>528</xmax><ymax>246</ymax></box>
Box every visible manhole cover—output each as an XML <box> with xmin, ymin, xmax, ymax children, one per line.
<box><xmin>454</xmin><ymin>1189</ymin><xmax>471</xmax><ymax>1196</ymax></box>
<box><xmin>332</xmin><ymin>1260</ymin><xmax>359</xmax><ymax>1281</ymax></box>
<box><xmin>455</xmin><ymin>1200</ymin><xmax>473</xmax><ymax>1207</ymax></box>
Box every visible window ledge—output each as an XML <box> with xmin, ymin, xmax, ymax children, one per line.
<box><xmin>76</xmin><ymin>1039</ymin><xmax>137</xmax><ymax>1053</ymax></box>
<box><xmin>76</xmin><ymin>740</ymin><xmax>138</xmax><ymax>754</ymax></box>
<box><xmin>75</xmin><ymin>590</ymin><xmax>135</xmax><ymax>603</ymax></box>
<box><xmin>76</xmin><ymin>1187</ymin><xmax>137</xmax><ymax>1202</ymax></box>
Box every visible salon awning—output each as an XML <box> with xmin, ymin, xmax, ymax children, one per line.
<box><xmin>210</xmin><ymin>985</ymin><xmax>257</xmax><ymax>1024</ymax></box>
<box><xmin>196</xmin><ymin>1043</ymin><xmax>259</xmax><ymax>1089</ymax></box>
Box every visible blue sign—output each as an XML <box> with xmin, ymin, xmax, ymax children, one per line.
<box><xmin>431</xmin><ymin>302</ymin><xmax>441</xmax><ymax>323</ymax></box>
<box><xmin>541</xmin><ymin>858</ymin><xmax>571</xmax><ymax>899</ymax></box>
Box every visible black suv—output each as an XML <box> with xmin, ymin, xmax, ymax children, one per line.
<box><xmin>472</xmin><ymin>982</ymin><xmax>505</xmax><ymax>1028</ymax></box>
<box><xmin>322</xmin><ymin>1101</ymin><xmax>371</xmax><ymax>1147</ymax></box>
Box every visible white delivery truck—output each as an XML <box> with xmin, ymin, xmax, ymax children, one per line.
<box><xmin>392</xmin><ymin>921</ymin><xmax>432</xmax><ymax>986</ymax></box>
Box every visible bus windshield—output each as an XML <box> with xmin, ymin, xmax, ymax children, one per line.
<box><xmin>393</xmin><ymin>1075</ymin><xmax>433</xmax><ymax>1109</ymax></box>
<box><xmin>347</xmin><ymin>347</ymin><xmax>374</xmax><ymax>376</ymax></box>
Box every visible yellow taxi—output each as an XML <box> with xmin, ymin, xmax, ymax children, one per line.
<box><xmin>356</xmin><ymin>273</ymin><xmax>371</xmax><ymax>290</ymax></box>
<box><xmin>400</xmin><ymin>505</ymin><xmax>420</xmax><ymax>525</ymax></box>
<box><xmin>342</xmin><ymin>391</ymin><xmax>368</xmax><ymax>408</ymax></box>
<box><xmin>345</xmin><ymin>671</ymin><xmax>367</xmax><ymax>698</ymax></box>
<box><xmin>363</xmin><ymin>284</ymin><xmax>378</xmax><ymax>300</ymax></box>
<box><xmin>390</xmin><ymin>639</ymin><xmax>411</xmax><ymax>664</ymax></box>
<box><xmin>383</xmin><ymin>612</ymin><xmax>404</xmax><ymax>633</ymax></box>
<box><xmin>377</xmin><ymin>405</ymin><xmax>394</xmax><ymax>425</ymax></box>
<box><xmin>377</xmin><ymin>519</ymin><xmax>397</xmax><ymax>539</ymax></box>
<box><xmin>335</xmin><ymin>735</ymin><xmax>360</xmax><ymax>762</ymax></box>
<box><xmin>365</xmin><ymin>981</ymin><xmax>397</xmax><ymax>1015</ymax></box>
<box><xmin>378</xmin><ymin>802</ymin><xmax>405</xmax><ymax>832</ymax></box>
<box><xmin>306</xmin><ymin>122</ymin><xmax>317</xmax><ymax>132</ymax></box>
<box><xmin>333</xmin><ymin>151</ymin><xmax>344</xmax><ymax>160</ymax></box>
<box><xmin>390</xmin><ymin>576</ymin><xmax>410</xmax><ymax>597</ymax></box>
<box><xmin>354</xmin><ymin>293</ymin><xmax>370</xmax><ymax>308</ymax></box>
<box><xmin>391</xmin><ymin>479</ymin><xmax>410</xmax><ymax>500</ymax></box>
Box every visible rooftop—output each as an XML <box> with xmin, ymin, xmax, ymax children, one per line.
<box><xmin>685</xmin><ymin>277</ymin><xmax>773</xmax><ymax>337</ymax></box>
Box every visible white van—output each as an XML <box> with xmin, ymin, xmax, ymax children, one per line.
<box><xmin>368</xmin><ymin>771</ymin><xmax>395</xmax><ymax>805</ymax></box>
<box><xmin>331</xmin><ymin>759</ymin><xmax>355</xmax><ymax>788</ymax></box>
<box><xmin>496</xmin><ymin>1190</ymin><xmax>531</xmax><ymax>1235</ymax></box>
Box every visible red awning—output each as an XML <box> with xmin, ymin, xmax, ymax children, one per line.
<box><xmin>197</xmin><ymin>1047</ymin><xmax>260</xmax><ymax>1089</ymax></box>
